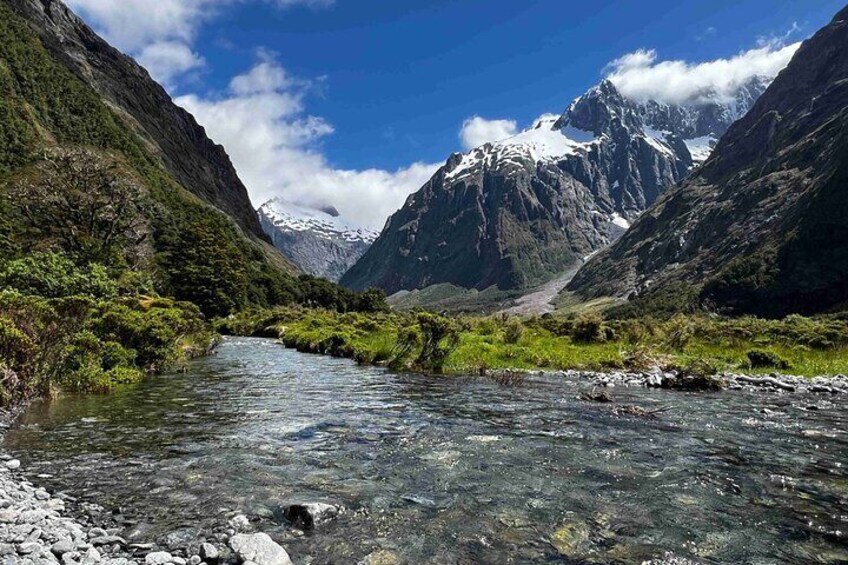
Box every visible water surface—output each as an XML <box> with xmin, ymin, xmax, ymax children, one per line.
<box><xmin>6</xmin><ymin>337</ymin><xmax>848</xmax><ymax>563</ymax></box>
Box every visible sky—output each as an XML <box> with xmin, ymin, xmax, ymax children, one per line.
<box><xmin>65</xmin><ymin>0</ymin><xmax>844</xmax><ymax>228</ymax></box>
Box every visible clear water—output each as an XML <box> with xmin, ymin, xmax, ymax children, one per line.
<box><xmin>5</xmin><ymin>337</ymin><xmax>848</xmax><ymax>564</ymax></box>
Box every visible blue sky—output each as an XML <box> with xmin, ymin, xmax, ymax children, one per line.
<box><xmin>66</xmin><ymin>0</ymin><xmax>843</xmax><ymax>227</ymax></box>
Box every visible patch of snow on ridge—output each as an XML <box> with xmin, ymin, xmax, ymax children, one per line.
<box><xmin>445</xmin><ymin>115</ymin><xmax>600</xmax><ymax>182</ymax></box>
<box><xmin>642</xmin><ymin>126</ymin><xmax>674</xmax><ymax>156</ymax></box>
<box><xmin>259</xmin><ymin>199</ymin><xmax>379</xmax><ymax>243</ymax></box>
<box><xmin>683</xmin><ymin>135</ymin><xmax>716</xmax><ymax>164</ymax></box>
<box><xmin>610</xmin><ymin>213</ymin><xmax>630</xmax><ymax>229</ymax></box>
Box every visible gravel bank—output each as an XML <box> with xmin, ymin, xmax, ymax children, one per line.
<box><xmin>486</xmin><ymin>367</ymin><xmax>848</xmax><ymax>395</ymax></box>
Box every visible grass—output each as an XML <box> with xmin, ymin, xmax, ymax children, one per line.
<box><xmin>218</xmin><ymin>308</ymin><xmax>848</xmax><ymax>378</ymax></box>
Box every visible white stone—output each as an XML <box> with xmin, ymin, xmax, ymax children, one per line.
<box><xmin>145</xmin><ymin>552</ymin><xmax>174</xmax><ymax>565</ymax></box>
<box><xmin>228</xmin><ymin>533</ymin><xmax>292</xmax><ymax>565</ymax></box>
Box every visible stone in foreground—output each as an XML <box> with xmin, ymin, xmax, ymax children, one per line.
<box><xmin>228</xmin><ymin>533</ymin><xmax>292</xmax><ymax>565</ymax></box>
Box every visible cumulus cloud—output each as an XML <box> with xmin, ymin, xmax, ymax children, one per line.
<box><xmin>136</xmin><ymin>41</ymin><xmax>205</xmax><ymax>85</ymax></box>
<box><xmin>176</xmin><ymin>58</ymin><xmax>439</xmax><ymax>229</ymax></box>
<box><xmin>67</xmin><ymin>0</ymin><xmax>332</xmax><ymax>86</ymax></box>
<box><xmin>459</xmin><ymin>116</ymin><xmax>518</xmax><ymax>150</ymax></box>
<box><xmin>605</xmin><ymin>42</ymin><xmax>800</xmax><ymax>104</ymax></box>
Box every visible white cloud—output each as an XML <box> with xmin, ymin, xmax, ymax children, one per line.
<box><xmin>136</xmin><ymin>41</ymin><xmax>205</xmax><ymax>86</ymax></box>
<box><xmin>605</xmin><ymin>42</ymin><xmax>800</xmax><ymax>105</ymax></box>
<box><xmin>66</xmin><ymin>0</ymin><xmax>333</xmax><ymax>86</ymax></box>
<box><xmin>459</xmin><ymin>116</ymin><xmax>518</xmax><ymax>150</ymax></box>
<box><xmin>176</xmin><ymin>58</ymin><xmax>439</xmax><ymax>230</ymax></box>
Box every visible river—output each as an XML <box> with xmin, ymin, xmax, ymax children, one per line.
<box><xmin>5</xmin><ymin>337</ymin><xmax>848</xmax><ymax>563</ymax></box>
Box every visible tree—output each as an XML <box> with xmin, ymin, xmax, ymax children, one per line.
<box><xmin>7</xmin><ymin>147</ymin><xmax>148</xmax><ymax>264</ymax></box>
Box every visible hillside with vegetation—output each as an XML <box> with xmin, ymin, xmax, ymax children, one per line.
<box><xmin>0</xmin><ymin>0</ymin><xmax>384</xmax><ymax>407</ymax></box>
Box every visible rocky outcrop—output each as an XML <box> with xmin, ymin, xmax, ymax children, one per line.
<box><xmin>258</xmin><ymin>200</ymin><xmax>377</xmax><ymax>281</ymax></box>
<box><xmin>5</xmin><ymin>0</ymin><xmax>267</xmax><ymax>240</ymax></box>
<box><xmin>342</xmin><ymin>78</ymin><xmax>766</xmax><ymax>294</ymax></box>
<box><xmin>568</xmin><ymin>5</ymin><xmax>848</xmax><ymax>317</ymax></box>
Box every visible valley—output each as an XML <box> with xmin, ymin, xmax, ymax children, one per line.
<box><xmin>0</xmin><ymin>1</ymin><xmax>847</xmax><ymax>564</ymax></box>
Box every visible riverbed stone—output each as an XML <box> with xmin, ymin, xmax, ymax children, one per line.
<box><xmin>228</xmin><ymin>534</ymin><xmax>292</xmax><ymax>565</ymax></box>
<box><xmin>198</xmin><ymin>544</ymin><xmax>218</xmax><ymax>563</ymax></box>
<box><xmin>89</xmin><ymin>537</ymin><xmax>125</xmax><ymax>548</ymax></box>
<box><xmin>282</xmin><ymin>503</ymin><xmax>338</xmax><ymax>530</ymax></box>
<box><xmin>51</xmin><ymin>540</ymin><xmax>75</xmax><ymax>556</ymax></box>
<box><xmin>144</xmin><ymin>551</ymin><xmax>174</xmax><ymax>565</ymax></box>
<box><xmin>4</xmin><ymin>462</ymin><xmax>20</xmax><ymax>471</ymax></box>
<box><xmin>226</xmin><ymin>516</ymin><xmax>250</xmax><ymax>532</ymax></box>
<box><xmin>550</xmin><ymin>521</ymin><xmax>589</xmax><ymax>555</ymax></box>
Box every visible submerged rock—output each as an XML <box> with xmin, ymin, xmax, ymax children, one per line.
<box><xmin>550</xmin><ymin>521</ymin><xmax>589</xmax><ymax>555</ymax></box>
<box><xmin>282</xmin><ymin>503</ymin><xmax>338</xmax><ymax>530</ymax></box>
<box><xmin>228</xmin><ymin>533</ymin><xmax>292</xmax><ymax>565</ymax></box>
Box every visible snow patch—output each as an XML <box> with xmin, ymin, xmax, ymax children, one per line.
<box><xmin>683</xmin><ymin>135</ymin><xmax>716</xmax><ymax>163</ymax></box>
<box><xmin>642</xmin><ymin>126</ymin><xmax>674</xmax><ymax>156</ymax></box>
<box><xmin>610</xmin><ymin>213</ymin><xmax>630</xmax><ymax>229</ymax></box>
<box><xmin>445</xmin><ymin>115</ymin><xmax>600</xmax><ymax>182</ymax></box>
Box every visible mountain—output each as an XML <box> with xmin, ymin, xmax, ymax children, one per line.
<box><xmin>258</xmin><ymin>199</ymin><xmax>378</xmax><ymax>281</ymax></box>
<box><xmin>341</xmin><ymin>77</ymin><xmax>767</xmax><ymax>294</ymax></box>
<box><xmin>568</xmin><ymin>5</ymin><xmax>848</xmax><ymax>318</ymax></box>
<box><xmin>0</xmin><ymin>0</ymin><xmax>309</xmax><ymax>316</ymax></box>
<box><xmin>5</xmin><ymin>0</ymin><xmax>268</xmax><ymax>240</ymax></box>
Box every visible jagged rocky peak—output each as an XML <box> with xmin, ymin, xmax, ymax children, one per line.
<box><xmin>258</xmin><ymin>199</ymin><xmax>378</xmax><ymax>282</ymax></box>
<box><xmin>556</xmin><ymin>79</ymin><xmax>642</xmax><ymax>134</ymax></box>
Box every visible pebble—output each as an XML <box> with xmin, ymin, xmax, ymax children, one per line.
<box><xmin>3</xmin><ymin>463</ymin><xmax>19</xmax><ymax>472</ymax></box>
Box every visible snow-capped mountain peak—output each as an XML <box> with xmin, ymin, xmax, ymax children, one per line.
<box><xmin>258</xmin><ymin>199</ymin><xmax>379</xmax><ymax>281</ymax></box>
<box><xmin>258</xmin><ymin>199</ymin><xmax>379</xmax><ymax>244</ymax></box>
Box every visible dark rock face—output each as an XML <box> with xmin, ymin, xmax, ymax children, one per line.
<box><xmin>568</xmin><ymin>6</ymin><xmax>848</xmax><ymax>317</ymax></box>
<box><xmin>6</xmin><ymin>0</ymin><xmax>267</xmax><ymax>240</ymax></box>
<box><xmin>258</xmin><ymin>200</ymin><xmax>377</xmax><ymax>282</ymax></box>
<box><xmin>342</xmin><ymin>79</ymin><xmax>766</xmax><ymax>294</ymax></box>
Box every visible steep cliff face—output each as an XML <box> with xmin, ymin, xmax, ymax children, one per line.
<box><xmin>568</xmin><ymin>6</ymin><xmax>848</xmax><ymax>317</ymax></box>
<box><xmin>258</xmin><ymin>199</ymin><xmax>377</xmax><ymax>281</ymax></box>
<box><xmin>5</xmin><ymin>0</ymin><xmax>267</xmax><ymax>240</ymax></box>
<box><xmin>342</xmin><ymin>78</ymin><xmax>766</xmax><ymax>294</ymax></box>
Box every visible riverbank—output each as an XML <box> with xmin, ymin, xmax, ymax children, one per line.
<box><xmin>218</xmin><ymin>307</ymin><xmax>848</xmax><ymax>383</ymax></box>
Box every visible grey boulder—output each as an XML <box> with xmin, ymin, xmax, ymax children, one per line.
<box><xmin>228</xmin><ymin>533</ymin><xmax>291</xmax><ymax>565</ymax></box>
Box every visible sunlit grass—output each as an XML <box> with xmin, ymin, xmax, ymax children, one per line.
<box><xmin>218</xmin><ymin>307</ymin><xmax>848</xmax><ymax>378</ymax></box>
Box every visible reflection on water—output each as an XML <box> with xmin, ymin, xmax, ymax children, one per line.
<box><xmin>6</xmin><ymin>337</ymin><xmax>848</xmax><ymax>563</ymax></box>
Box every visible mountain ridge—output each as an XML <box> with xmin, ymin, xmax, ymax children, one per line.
<box><xmin>341</xmin><ymin>76</ymin><xmax>768</xmax><ymax>294</ymax></box>
<box><xmin>567</xmin><ymin>5</ymin><xmax>848</xmax><ymax>317</ymax></box>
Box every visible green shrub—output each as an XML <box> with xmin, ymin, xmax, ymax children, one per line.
<box><xmin>503</xmin><ymin>318</ymin><xmax>525</xmax><ymax>344</ymax></box>
<box><xmin>746</xmin><ymin>349</ymin><xmax>790</xmax><ymax>370</ymax></box>
<box><xmin>415</xmin><ymin>313</ymin><xmax>460</xmax><ymax>374</ymax></box>
<box><xmin>0</xmin><ymin>253</ymin><xmax>117</xmax><ymax>299</ymax></box>
<box><xmin>571</xmin><ymin>311</ymin><xmax>611</xmax><ymax>343</ymax></box>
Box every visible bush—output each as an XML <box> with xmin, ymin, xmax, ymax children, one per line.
<box><xmin>415</xmin><ymin>313</ymin><xmax>460</xmax><ymax>374</ymax></box>
<box><xmin>92</xmin><ymin>298</ymin><xmax>209</xmax><ymax>370</ymax></box>
<box><xmin>503</xmin><ymin>318</ymin><xmax>525</xmax><ymax>344</ymax></box>
<box><xmin>571</xmin><ymin>311</ymin><xmax>612</xmax><ymax>343</ymax></box>
<box><xmin>746</xmin><ymin>349</ymin><xmax>790</xmax><ymax>370</ymax></box>
<box><xmin>0</xmin><ymin>253</ymin><xmax>117</xmax><ymax>299</ymax></box>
